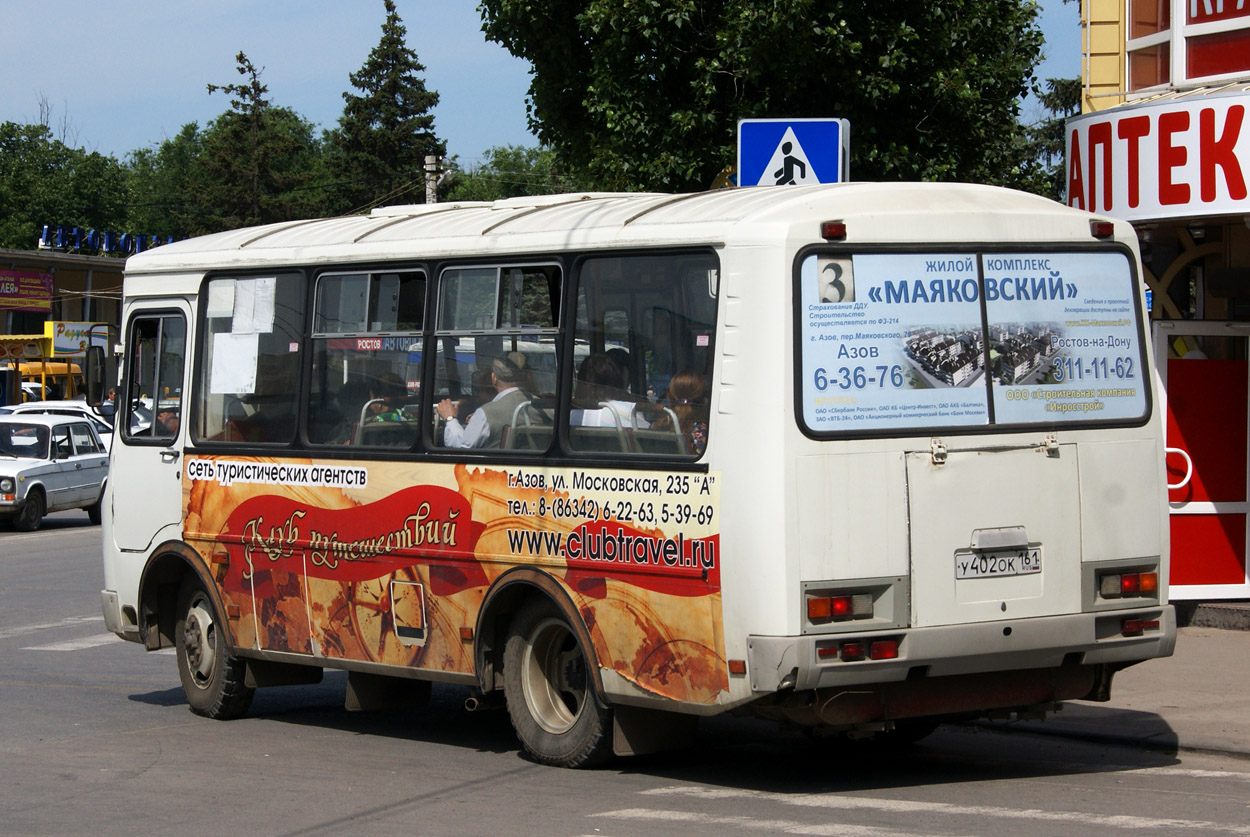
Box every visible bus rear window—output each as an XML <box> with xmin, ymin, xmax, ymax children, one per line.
<box><xmin>797</xmin><ymin>250</ymin><xmax>1149</xmax><ymax>435</ymax></box>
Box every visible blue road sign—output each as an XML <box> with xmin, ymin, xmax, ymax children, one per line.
<box><xmin>737</xmin><ymin>118</ymin><xmax>849</xmax><ymax>187</ymax></box>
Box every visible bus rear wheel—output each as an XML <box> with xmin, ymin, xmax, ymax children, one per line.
<box><xmin>174</xmin><ymin>576</ymin><xmax>253</xmax><ymax>719</ymax></box>
<box><xmin>503</xmin><ymin>600</ymin><xmax>612</xmax><ymax>768</ymax></box>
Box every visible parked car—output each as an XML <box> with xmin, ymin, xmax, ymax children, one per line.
<box><xmin>7</xmin><ymin>401</ymin><xmax>116</xmax><ymax>451</ymax></box>
<box><xmin>0</xmin><ymin>415</ymin><xmax>109</xmax><ymax>530</ymax></box>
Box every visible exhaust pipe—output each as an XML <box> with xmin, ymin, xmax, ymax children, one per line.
<box><xmin>464</xmin><ymin>692</ymin><xmax>505</xmax><ymax>712</ymax></box>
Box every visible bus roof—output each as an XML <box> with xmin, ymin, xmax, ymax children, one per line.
<box><xmin>122</xmin><ymin>183</ymin><xmax>1119</xmax><ymax>279</ymax></box>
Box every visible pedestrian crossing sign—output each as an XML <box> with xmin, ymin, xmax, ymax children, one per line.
<box><xmin>737</xmin><ymin>118</ymin><xmax>849</xmax><ymax>187</ymax></box>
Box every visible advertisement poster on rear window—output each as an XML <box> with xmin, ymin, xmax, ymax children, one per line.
<box><xmin>798</xmin><ymin>250</ymin><xmax>1148</xmax><ymax>434</ymax></box>
<box><xmin>799</xmin><ymin>252</ymin><xmax>990</xmax><ymax>433</ymax></box>
<box><xmin>984</xmin><ymin>251</ymin><xmax>1147</xmax><ymax>425</ymax></box>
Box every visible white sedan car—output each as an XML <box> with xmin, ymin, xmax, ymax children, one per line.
<box><xmin>0</xmin><ymin>415</ymin><xmax>109</xmax><ymax>531</ymax></box>
<box><xmin>7</xmin><ymin>400</ymin><xmax>116</xmax><ymax>451</ymax></box>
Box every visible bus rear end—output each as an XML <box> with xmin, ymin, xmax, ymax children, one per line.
<box><xmin>746</xmin><ymin>197</ymin><xmax>1174</xmax><ymax>736</ymax></box>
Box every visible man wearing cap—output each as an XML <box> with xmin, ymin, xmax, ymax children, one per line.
<box><xmin>435</xmin><ymin>356</ymin><xmax>528</xmax><ymax>448</ymax></box>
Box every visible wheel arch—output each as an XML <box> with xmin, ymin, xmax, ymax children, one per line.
<box><xmin>474</xmin><ymin>567</ymin><xmax>606</xmax><ymax>705</ymax></box>
<box><xmin>138</xmin><ymin>540</ymin><xmax>232</xmax><ymax>653</ymax></box>
<box><xmin>22</xmin><ymin>480</ymin><xmax>47</xmax><ymax>504</ymax></box>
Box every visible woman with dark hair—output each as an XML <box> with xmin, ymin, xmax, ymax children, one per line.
<box><xmin>652</xmin><ymin>370</ymin><xmax>709</xmax><ymax>455</ymax></box>
<box><xmin>570</xmin><ymin>353</ymin><xmax>649</xmax><ymax>428</ymax></box>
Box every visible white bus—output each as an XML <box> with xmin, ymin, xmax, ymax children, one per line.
<box><xmin>100</xmin><ymin>184</ymin><xmax>1175</xmax><ymax>767</ymax></box>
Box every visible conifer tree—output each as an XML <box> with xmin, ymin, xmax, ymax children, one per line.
<box><xmin>201</xmin><ymin>52</ymin><xmax>321</xmax><ymax>231</ymax></box>
<box><xmin>328</xmin><ymin>0</ymin><xmax>445</xmax><ymax>212</ymax></box>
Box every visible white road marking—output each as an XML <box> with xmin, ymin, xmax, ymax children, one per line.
<box><xmin>23</xmin><ymin>633</ymin><xmax>122</xmax><ymax>651</ymax></box>
<box><xmin>1123</xmin><ymin>766</ymin><xmax>1250</xmax><ymax>784</ymax></box>
<box><xmin>641</xmin><ymin>786</ymin><xmax>1250</xmax><ymax>834</ymax></box>
<box><xmin>0</xmin><ymin>615</ymin><xmax>103</xmax><ymax>640</ymax></box>
<box><xmin>593</xmin><ymin>808</ymin><xmax>972</xmax><ymax>836</ymax></box>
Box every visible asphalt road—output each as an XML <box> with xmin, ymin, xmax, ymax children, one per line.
<box><xmin>3</xmin><ymin>513</ymin><xmax>1249</xmax><ymax>836</ymax></box>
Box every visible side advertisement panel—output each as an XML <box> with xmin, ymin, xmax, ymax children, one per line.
<box><xmin>182</xmin><ymin>457</ymin><xmax>727</xmax><ymax>706</ymax></box>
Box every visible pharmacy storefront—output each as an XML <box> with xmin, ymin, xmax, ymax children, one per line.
<box><xmin>1068</xmin><ymin>83</ymin><xmax>1250</xmax><ymax>599</ymax></box>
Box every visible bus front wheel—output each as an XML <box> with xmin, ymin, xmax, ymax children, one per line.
<box><xmin>503</xmin><ymin>600</ymin><xmax>612</xmax><ymax>768</ymax></box>
<box><xmin>174</xmin><ymin>576</ymin><xmax>253</xmax><ymax>719</ymax></box>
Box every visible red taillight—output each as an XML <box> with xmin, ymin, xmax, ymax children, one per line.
<box><xmin>821</xmin><ymin>221</ymin><xmax>847</xmax><ymax>240</ymax></box>
<box><xmin>1122</xmin><ymin>619</ymin><xmax>1160</xmax><ymax>637</ymax></box>
<box><xmin>869</xmin><ymin>639</ymin><xmax>899</xmax><ymax>660</ymax></box>
<box><xmin>1090</xmin><ymin>219</ymin><xmax>1115</xmax><ymax>238</ymax></box>
<box><xmin>818</xmin><ymin>637</ymin><xmax>902</xmax><ymax>663</ymax></box>
<box><xmin>839</xmin><ymin>642</ymin><xmax>866</xmax><ymax>661</ymax></box>
<box><xmin>1099</xmin><ymin>570</ymin><xmax>1159</xmax><ymax>599</ymax></box>
<box><xmin>807</xmin><ymin>592</ymin><xmax>872</xmax><ymax>622</ymax></box>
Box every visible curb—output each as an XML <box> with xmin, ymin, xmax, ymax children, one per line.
<box><xmin>970</xmin><ymin>719</ymin><xmax>1250</xmax><ymax>761</ymax></box>
<box><xmin>1188</xmin><ymin>602</ymin><xmax>1250</xmax><ymax>632</ymax></box>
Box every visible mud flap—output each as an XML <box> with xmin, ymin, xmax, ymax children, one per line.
<box><xmin>612</xmin><ymin>705</ymin><xmax>698</xmax><ymax>756</ymax></box>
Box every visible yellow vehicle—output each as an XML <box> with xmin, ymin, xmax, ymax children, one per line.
<box><xmin>18</xmin><ymin>360</ymin><xmax>84</xmax><ymax>401</ymax></box>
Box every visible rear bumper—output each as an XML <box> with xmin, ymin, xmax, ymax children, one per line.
<box><xmin>747</xmin><ymin>605</ymin><xmax>1175</xmax><ymax>693</ymax></box>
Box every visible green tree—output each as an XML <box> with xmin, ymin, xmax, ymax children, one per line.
<box><xmin>327</xmin><ymin>0</ymin><xmax>445</xmax><ymax>212</ymax></box>
<box><xmin>481</xmin><ymin>0</ymin><xmax>1045</xmax><ymax>191</ymax></box>
<box><xmin>442</xmin><ymin>145</ymin><xmax>583</xmax><ymax>201</ymax></box>
<box><xmin>199</xmin><ymin>52</ymin><xmax>324</xmax><ymax>231</ymax></box>
<box><xmin>0</xmin><ymin>121</ymin><xmax>128</xmax><ymax>249</ymax></box>
<box><xmin>125</xmin><ymin>123</ymin><xmax>209</xmax><ymax>239</ymax></box>
<box><xmin>1018</xmin><ymin>77</ymin><xmax>1081</xmax><ymax>202</ymax></box>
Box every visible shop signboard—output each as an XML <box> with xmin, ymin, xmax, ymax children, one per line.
<box><xmin>47</xmin><ymin>321</ymin><xmax>109</xmax><ymax>358</ymax></box>
<box><xmin>1066</xmin><ymin>93</ymin><xmax>1250</xmax><ymax>222</ymax></box>
<box><xmin>0</xmin><ymin>270</ymin><xmax>53</xmax><ymax>312</ymax></box>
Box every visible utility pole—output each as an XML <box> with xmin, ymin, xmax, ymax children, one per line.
<box><xmin>425</xmin><ymin>156</ymin><xmax>441</xmax><ymax>204</ymax></box>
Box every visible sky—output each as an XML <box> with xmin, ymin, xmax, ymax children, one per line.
<box><xmin>0</xmin><ymin>0</ymin><xmax>1082</xmax><ymax>168</ymax></box>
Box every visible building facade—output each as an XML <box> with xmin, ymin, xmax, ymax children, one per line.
<box><xmin>1</xmin><ymin>248</ymin><xmax>123</xmax><ymax>334</ymax></box>
<box><xmin>1069</xmin><ymin>0</ymin><xmax>1250</xmax><ymax>599</ymax></box>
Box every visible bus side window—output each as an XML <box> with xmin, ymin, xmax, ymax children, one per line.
<box><xmin>194</xmin><ymin>274</ymin><xmax>305</xmax><ymax>445</ymax></box>
<box><xmin>431</xmin><ymin>265</ymin><xmax>560</xmax><ymax>452</ymax></box>
<box><xmin>567</xmin><ymin>254</ymin><xmax>718</xmax><ymax>458</ymax></box>
<box><xmin>305</xmin><ymin>270</ymin><xmax>425</xmax><ymax>448</ymax></box>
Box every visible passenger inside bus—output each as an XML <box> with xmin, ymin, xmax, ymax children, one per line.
<box><xmin>154</xmin><ymin>408</ymin><xmax>180</xmax><ymax>438</ymax></box>
<box><xmin>651</xmin><ymin>370</ymin><xmax>710</xmax><ymax>456</ymax></box>
<box><xmin>605</xmin><ymin>347</ymin><xmax>634</xmax><ymax>392</ymax></box>
<box><xmin>436</xmin><ymin>356</ymin><xmax>528</xmax><ymax>448</ymax></box>
<box><xmin>569</xmin><ymin>353</ymin><xmax>651</xmax><ymax>429</ymax></box>
<box><xmin>365</xmin><ymin>372</ymin><xmax>409</xmax><ymax>422</ymax></box>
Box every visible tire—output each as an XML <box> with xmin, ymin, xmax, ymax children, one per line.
<box><xmin>14</xmin><ymin>489</ymin><xmax>44</xmax><ymax>532</ymax></box>
<box><xmin>86</xmin><ymin>495</ymin><xmax>102</xmax><ymax>525</ymax></box>
<box><xmin>174</xmin><ymin>575</ymin><xmax>254</xmax><ymax>719</ymax></box>
<box><xmin>503</xmin><ymin>600</ymin><xmax>612</xmax><ymax>768</ymax></box>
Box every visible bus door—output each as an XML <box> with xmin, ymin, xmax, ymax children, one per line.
<box><xmin>112</xmin><ymin>305</ymin><xmax>190</xmax><ymax>552</ymax></box>
<box><xmin>1155</xmin><ymin>321</ymin><xmax>1250</xmax><ymax>599</ymax></box>
<box><xmin>906</xmin><ymin>443</ymin><xmax>1083</xmax><ymax>627</ymax></box>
